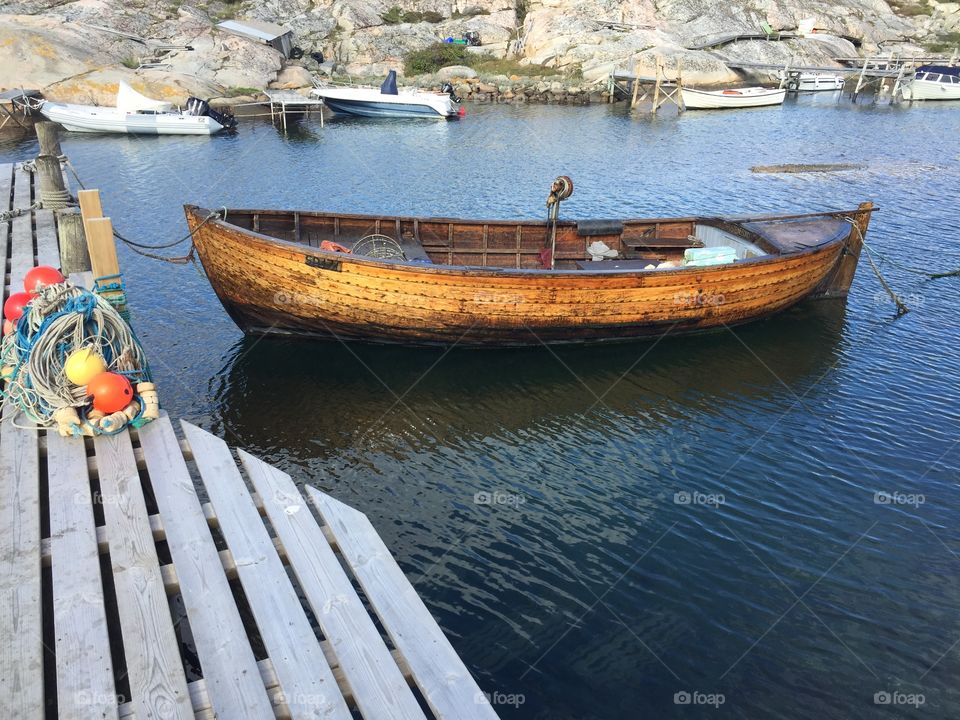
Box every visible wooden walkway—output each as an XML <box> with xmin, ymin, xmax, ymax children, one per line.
<box><xmin>1</xmin><ymin>161</ymin><xmax>498</xmax><ymax>719</ymax></box>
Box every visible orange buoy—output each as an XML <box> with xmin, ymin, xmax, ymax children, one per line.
<box><xmin>3</xmin><ymin>292</ymin><xmax>32</xmax><ymax>322</ymax></box>
<box><xmin>86</xmin><ymin>372</ymin><xmax>134</xmax><ymax>414</ymax></box>
<box><xmin>24</xmin><ymin>266</ymin><xmax>65</xmax><ymax>294</ymax></box>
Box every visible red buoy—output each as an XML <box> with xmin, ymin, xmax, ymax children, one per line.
<box><xmin>86</xmin><ymin>372</ymin><xmax>134</xmax><ymax>413</ymax></box>
<box><xmin>24</xmin><ymin>266</ymin><xmax>66</xmax><ymax>294</ymax></box>
<box><xmin>3</xmin><ymin>291</ymin><xmax>32</xmax><ymax>322</ymax></box>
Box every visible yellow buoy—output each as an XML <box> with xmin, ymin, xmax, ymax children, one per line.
<box><xmin>1</xmin><ymin>365</ymin><xmax>14</xmax><ymax>380</ymax></box>
<box><xmin>64</xmin><ymin>347</ymin><xmax>107</xmax><ymax>386</ymax></box>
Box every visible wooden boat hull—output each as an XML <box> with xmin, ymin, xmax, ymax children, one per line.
<box><xmin>186</xmin><ymin>204</ymin><xmax>872</xmax><ymax>347</ymax></box>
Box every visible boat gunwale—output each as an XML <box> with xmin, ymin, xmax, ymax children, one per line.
<box><xmin>186</xmin><ymin>204</ymin><xmax>866</xmax><ymax>279</ymax></box>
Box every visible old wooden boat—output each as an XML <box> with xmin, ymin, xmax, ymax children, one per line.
<box><xmin>185</xmin><ymin>196</ymin><xmax>873</xmax><ymax>347</ymax></box>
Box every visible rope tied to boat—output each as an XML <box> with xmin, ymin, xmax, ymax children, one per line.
<box><xmin>841</xmin><ymin>215</ymin><xmax>909</xmax><ymax>315</ymax></box>
<box><xmin>111</xmin><ymin>208</ymin><xmax>224</xmax><ymax>264</ymax></box>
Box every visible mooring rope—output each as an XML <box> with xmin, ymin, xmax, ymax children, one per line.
<box><xmin>842</xmin><ymin>216</ymin><xmax>909</xmax><ymax>314</ymax></box>
<box><xmin>110</xmin><ymin>208</ymin><xmax>223</xmax><ymax>264</ymax></box>
<box><xmin>39</xmin><ymin>188</ymin><xmax>73</xmax><ymax>209</ymax></box>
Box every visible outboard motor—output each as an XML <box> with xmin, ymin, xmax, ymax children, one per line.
<box><xmin>463</xmin><ymin>31</ymin><xmax>481</xmax><ymax>46</ymax></box>
<box><xmin>440</xmin><ymin>82</ymin><xmax>462</xmax><ymax>104</ymax></box>
<box><xmin>186</xmin><ymin>97</ymin><xmax>210</xmax><ymax>117</ymax></box>
<box><xmin>380</xmin><ymin>70</ymin><xmax>399</xmax><ymax>96</ymax></box>
<box><xmin>185</xmin><ymin>96</ymin><xmax>238</xmax><ymax>132</ymax></box>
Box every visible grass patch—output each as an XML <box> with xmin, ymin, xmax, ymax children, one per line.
<box><xmin>382</xmin><ymin>6</ymin><xmax>444</xmax><ymax>24</ymax></box>
<box><xmin>888</xmin><ymin>0</ymin><xmax>932</xmax><ymax>16</ymax></box>
<box><xmin>404</xmin><ymin>42</ymin><xmax>559</xmax><ymax>76</ymax></box>
<box><xmin>224</xmin><ymin>86</ymin><xmax>260</xmax><ymax>97</ymax></box>
<box><xmin>925</xmin><ymin>31</ymin><xmax>960</xmax><ymax>52</ymax></box>
<box><xmin>120</xmin><ymin>56</ymin><xmax>139</xmax><ymax>69</ymax></box>
<box><xmin>450</xmin><ymin>8</ymin><xmax>489</xmax><ymax>18</ymax></box>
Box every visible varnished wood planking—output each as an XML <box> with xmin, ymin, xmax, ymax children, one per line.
<box><xmin>187</xmin><ymin>205</ymin><xmax>870</xmax><ymax>345</ymax></box>
<box><xmin>239</xmin><ymin>450</ymin><xmax>427</xmax><ymax>720</ymax></box>
<box><xmin>181</xmin><ymin>422</ymin><xmax>353</xmax><ymax>720</ymax></box>
<box><xmin>0</xmin><ymin>410</ymin><xmax>43</xmax><ymax>720</ymax></box>
<box><xmin>93</xmin><ymin>431</ymin><xmax>193</xmax><ymax>720</ymax></box>
<box><xmin>47</xmin><ymin>433</ymin><xmax>118</xmax><ymax>720</ymax></box>
<box><xmin>307</xmin><ymin>488</ymin><xmax>500</xmax><ymax>720</ymax></box>
<box><xmin>138</xmin><ymin>416</ymin><xmax>275</xmax><ymax>720</ymax></box>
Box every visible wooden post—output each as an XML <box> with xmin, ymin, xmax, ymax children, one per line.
<box><xmin>35</xmin><ymin>121</ymin><xmax>62</xmax><ymax>157</ymax></box>
<box><xmin>35</xmin><ymin>154</ymin><xmax>69</xmax><ymax>208</ymax></box>
<box><xmin>651</xmin><ymin>57</ymin><xmax>662</xmax><ymax>113</ymax></box>
<box><xmin>57</xmin><ymin>208</ymin><xmax>92</xmax><ymax>275</ymax></box>
<box><xmin>78</xmin><ymin>188</ymin><xmax>104</xmax><ymax>243</ymax></box>
<box><xmin>630</xmin><ymin>60</ymin><xmax>640</xmax><ymax>109</ymax></box>
<box><xmin>676</xmin><ymin>57</ymin><xmax>684</xmax><ymax>112</ymax></box>
<box><xmin>85</xmin><ymin>216</ymin><xmax>125</xmax><ymax>312</ymax></box>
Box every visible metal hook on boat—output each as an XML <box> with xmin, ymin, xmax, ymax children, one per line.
<box><xmin>545</xmin><ymin>176</ymin><xmax>573</xmax><ymax>270</ymax></box>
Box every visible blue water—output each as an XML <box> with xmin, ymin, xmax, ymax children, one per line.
<box><xmin>4</xmin><ymin>93</ymin><xmax>959</xmax><ymax>718</ymax></box>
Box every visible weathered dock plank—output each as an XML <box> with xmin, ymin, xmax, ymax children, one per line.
<box><xmin>138</xmin><ymin>415</ymin><xmax>274</xmax><ymax>719</ymax></box>
<box><xmin>0</xmin><ymin>410</ymin><xmax>43</xmax><ymax>719</ymax></box>
<box><xmin>10</xmin><ymin>165</ymin><xmax>33</xmax><ymax>288</ymax></box>
<box><xmin>34</xmin><ymin>209</ymin><xmax>59</xmax><ymax>268</ymax></box>
<box><xmin>240</xmin><ymin>449</ymin><xmax>426</xmax><ymax>720</ymax></box>
<box><xmin>182</xmin><ymin>421</ymin><xmax>353</xmax><ymax>720</ymax></box>
<box><xmin>47</xmin><ymin>432</ymin><xmax>118</xmax><ymax>720</ymax></box>
<box><xmin>307</xmin><ymin>487</ymin><xmax>500</xmax><ymax>720</ymax></box>
<box><xmin>93</xmin><ymin>431</ymin><xmax>192</xmax><ymax>720</ymax></box>
<box><xmin>0</xmin><ymin>163</ymin><xmax>13</xmax><ymax>292</ymax></box>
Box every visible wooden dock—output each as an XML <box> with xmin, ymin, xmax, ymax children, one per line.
<box><xmin>1</xmin><ymin>159</ymin><xmax>498</xmax><ymax>718</ymax></box>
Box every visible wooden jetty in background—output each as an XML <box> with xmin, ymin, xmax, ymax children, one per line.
<box><xmin>1</xmin><ymin>137</ymin><xmax>498</xmax><ymax>718</ymax></box>
<box><xmin>609</xmin><ymin>56</ymin><xmax>684</xmax><ymax>113</ymax></box>
<box><xmin>263</xmin><ymin>90</ymin><xmax>326</xmax><ymax>130</ymax></box>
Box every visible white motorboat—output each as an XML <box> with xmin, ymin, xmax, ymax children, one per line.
<box><xmin>40</xmin><ymin>81</ymin><xmax>236</xmax><ymax>135</ymax></box>
<box><xmin>681</xmin><ymin>86</ymin><xmax>786</xmax><ymax>110</ymax></box>
<box><xmin>785</xmin><ymin>72</ymin><xmax>846</xmax><ymax>92</ymax></box>
<box><xmin>311</xmin><ymin>71</ymin><xmax>463</xmax><ymax>119</ymax></box>
<box><xmin>901</xmin><ymin>66</ymin><xmax>960</xmax><ymax>101</ymax></box>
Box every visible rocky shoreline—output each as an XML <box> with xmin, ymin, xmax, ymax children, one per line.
<box><xmin>1</xmin><ymin>0</ymin><xmax>956</xmax><ymax>109</ymax></box>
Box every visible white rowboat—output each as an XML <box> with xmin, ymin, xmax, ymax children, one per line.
<box><xmin>682</xmin><ymin>86</ymin><xmax>786</xmax><ymax>110</ymax></box>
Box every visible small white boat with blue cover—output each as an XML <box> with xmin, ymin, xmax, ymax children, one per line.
<box><xmin>311</xmin><ymin>71</ymin><xmax>464</xmax><ymax>119</ymax></box>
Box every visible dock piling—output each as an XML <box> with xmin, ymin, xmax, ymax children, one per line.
<box><xmin>57</xmin><ymin>209</ymin><xmax>91</xmax><ymax>275</ymax></box>
<box><xmin>34</xmin><ymin>154</ymin><xmax>70</xmax><ymax>208</ymax></box>
<box><xmin>35</xmin><ymin>121</ymin><xmax>63</xmax><ymax>157</ymax></box>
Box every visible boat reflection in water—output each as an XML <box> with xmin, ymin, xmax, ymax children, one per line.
<box><xmin>207</xmin><ymin>299</ymin><xmax>848</xmax><ymax>467</ymax></box>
